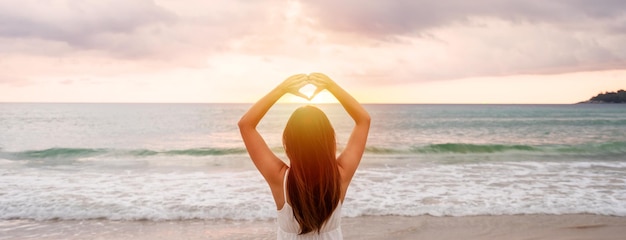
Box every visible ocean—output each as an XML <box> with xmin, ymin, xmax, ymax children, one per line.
<box><xmin>1</xmin><ymin>103</ymin><xmax>625</xmax><ymax>221</ymax></box>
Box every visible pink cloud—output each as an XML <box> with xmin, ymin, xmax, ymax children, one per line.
<box><xmin>299</xmin><ymin>0</ymin><xmax>626</xmax><ymax>36</ymax></box>
<box><xmin>0</xmin><ymin>0</ymin><xmax>624</xmax><ymax>103</ymax></box>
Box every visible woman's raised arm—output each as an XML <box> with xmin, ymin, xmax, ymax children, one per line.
<box><xmin>308</xmin><ymin>73</ymin><xmax>371</xmax><ymax>185</ymax></box>
<box><xmin>238</xmin><ymin>74</ymin><xmax>309</xmax><ymax>187</ymax></box>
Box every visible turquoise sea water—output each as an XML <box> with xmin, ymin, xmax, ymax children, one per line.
<box><xmin>0</xmin><ymin>103</ymin><xmax>625</xmax><ymax>220</ymax></box>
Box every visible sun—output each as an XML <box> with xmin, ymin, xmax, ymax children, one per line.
<box><xmin>282</xmin><ymin>92</ymin><xmax>337</xmax><ymax>104</ymax></box>
<box><xmin>308</xmin><ymin>91</ymin><xmax>337</xmax><ymax>103</ymax></box>
<box><xmin>282</xmin><ymin>84</ymin><xmax>338</xmax><ymax>103</ymax></box>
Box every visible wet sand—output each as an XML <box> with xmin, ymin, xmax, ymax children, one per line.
<box><xmin>1</xmin><ymin>214</ymin><xmax>625</xmax><ymax>240</ymax></box>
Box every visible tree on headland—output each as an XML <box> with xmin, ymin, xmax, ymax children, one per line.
<box><xmin>582</xmin><ymin>89</ymin><xmax>626</xmax><ymax>103</ymax></box>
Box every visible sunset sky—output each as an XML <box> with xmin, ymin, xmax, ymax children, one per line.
<box><xmin>0</xmin><ymin>0</ymin><xmax>625</xmax><ymax>103</ymax></box>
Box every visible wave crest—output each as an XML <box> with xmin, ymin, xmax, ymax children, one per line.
<box><xmin>367</xmin><ymin>142</ymin><xmax>626</xmax><ymax>155</ymax></box>
<box><xmin>2</xmin><ymin>141</ymin><xmax>625</xmax><ymax>161</ymax></box>
<box><xmin>0</xmin><ymin>147</ymin><xmax>248</xmax><ymax>160</ymax></box>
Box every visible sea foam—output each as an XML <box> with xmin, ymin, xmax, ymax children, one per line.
<box><xmin>1</xmin><ymin>160</ymin><xmax>625</xmax><ymax>221</ymax></box>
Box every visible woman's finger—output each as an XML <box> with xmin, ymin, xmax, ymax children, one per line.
<box><xmin>282</xmin><ymin>74</ymin><xmax>308</xmax><ymax>89</ymax></box>
<box><xmin>291</xmin><ymin>81</ymin><xmax>309</xmax><ymax>91</ymax></box>
<box><xmin>291</xmin><ymin>90</ymin><xmax>309</xmax><ymax>100</ymax></box>
<box><xmin>309</xmin><ymin>72</ymin><xmax>329</xmax><ymax>81</ymax></box>
<box><xmin>288</xmin><ymin>73</ymin><xmax>307</xmax><ymax>80</ymax></box>
<box><xmin>308</xmin><ymin>78</ymin><xmax>326</xmax><ymax>89</ymax></box>
<box><xmin>312</xmin><ymin>86</ymin><xmax>324</xmax><ymax>96</ymax></box>
<box><xmin>285</xmin><ymin>74</ymin><xmax>307</xmax><ymax>84</ymax></box>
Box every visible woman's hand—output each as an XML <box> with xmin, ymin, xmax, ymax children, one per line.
<box><xmin>308</xmin><ymin>72</ymin><xmax>337</xmax><ymax>99</ymax></box>
<box><xmin>278</xmin><ymin>74</ymin><xmax>310</xmax><ymax>100</ymax></box>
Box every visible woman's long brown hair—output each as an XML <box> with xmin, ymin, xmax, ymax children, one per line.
<box><xmin>283</xmin><ymin>105</ymin><xmax>341</xmax><ymax>235</ymax></box>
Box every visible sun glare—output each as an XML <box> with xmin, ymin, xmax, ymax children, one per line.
<box><xmin>309</xmin><ymin>91</ymin><xmax>337</xmax><ymax>103</ymax></box>
<box><xmin>299</xmin><ymin>84</ymin><xmax>317</xmax><ymax>99</ymax></box>
<box><xmin>282</xmin><ymin>84</ymin><xmax>337</xmax><ymax>103</ymax></box>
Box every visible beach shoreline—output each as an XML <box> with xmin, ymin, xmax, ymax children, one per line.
<box><xmin>2</xmin><ymin>214</ymin><xmax>625</xmax><ymax>240</ymax></box>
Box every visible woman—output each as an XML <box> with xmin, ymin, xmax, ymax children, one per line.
<box><xmin>238</xmin><ymin>73</ymin><xmax>370</xmax><ymax>239</ymax></box>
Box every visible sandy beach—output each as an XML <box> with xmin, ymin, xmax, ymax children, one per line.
<box><xmin>1</xmin><ymin>214</ymin><xmax>625</xmax><ymax>240</ymax></box>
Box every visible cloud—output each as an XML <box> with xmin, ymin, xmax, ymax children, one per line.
<box><xmin>0</xmin><ymin>0</ymin><xmax>277</xmax><ymax>60</ymax></box>
<box><xmin>0</xmin><ymin>0</ymin><xmax>624</xmax><ymax>95</ymax></box>
<box><xmin>0</xmin><ymin>0</ymin><xmax>175</xmax><ymax>46</ymax></box>
<box><xmin>268</xmin><ymin>0</ymin><xmax>626</xmax><ymax>84</ymax></box>
<box><xmin>0</xmin><ymin>75</ymin><xmax>30</xmax><ymax>86</ymax></box>
<box><xmin>0</xmin><ymin>0</ymin><xmax>185</xmax><ymax>61</ymax></box>
<box><xmin>299</xmin><ymin>0</ymin><xmax>626</xmax><ymax>36</ymax></box>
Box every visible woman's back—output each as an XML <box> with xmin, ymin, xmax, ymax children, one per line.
<box><xmin>277</xmin><ymin>170</ymin><xmax>343</xmax><ymax>239</ymax></box>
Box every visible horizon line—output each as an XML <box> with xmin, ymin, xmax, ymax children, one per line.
<box><xmin>0</xmin><ymin>101</ymin><xmax>593</xmax><ymax>105</ymax></box>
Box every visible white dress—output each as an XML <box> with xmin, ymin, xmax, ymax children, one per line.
<box><xmin>276</xmin><ymin>170</ymin><xmax>343</xmax><ymax>240</ymax></box>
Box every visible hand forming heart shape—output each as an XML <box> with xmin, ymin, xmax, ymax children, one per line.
<box><xmin>283</xmin><ymin>73</ymin><xmax>328</xmax><ymax>101</ymax></box>
<box><xmin>292</xmin><ymin>75</ymin><xmax>322</xmax><ymax>101</ymax></box>
<box><xmin>298</xmin><ymin>83</ymin><xmax>318</xmax><ymax>100</ymax></box>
